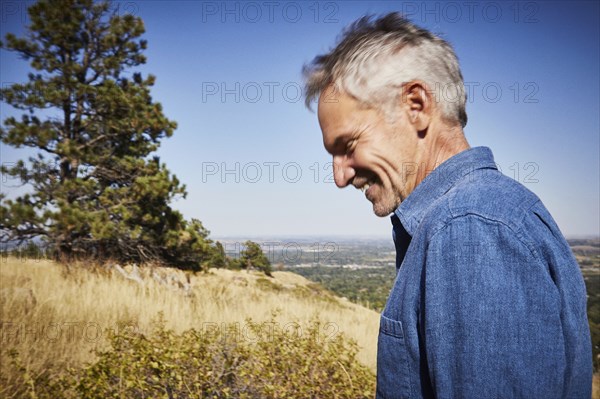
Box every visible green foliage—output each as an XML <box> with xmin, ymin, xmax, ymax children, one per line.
<box><xmin>210</xmin><ymin>241</ymin><xmax>228</xmax><ymax>269</ymax></box>
<box><xmin>6</xmin><ymin>313</ymin><xmax>375</xmax><ymax>398</ymax></box>
<box><xmin>584</xmin><ymin>272</ymin><xmax>600</xmax><ymax>372</ymax></box>
<box><xmin>293</xmin><ymin>266</ymin><xmax>396</xmax><ymax>312</ymax></box>
<box><xmin>0</xmin><ymin>0</ymin><xmax>216</xmax><ymax>269</ymax></box>
<box><xmin>230</xmin><ymin>240</ymin><xmax>273</xmax><ymax>276</ymax></box>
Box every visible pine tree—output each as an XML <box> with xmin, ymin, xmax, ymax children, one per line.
<box><xmin>210</xmin><ymin>241</ymin><xmax>228</xmax><ymax>269</ymax></box>
<box><xmin>240</xmin><ymin>241</ymin><xmax>273</xmax><ymax>277</ymax></box>
<box><xmin>0</xmin><ymin>0</ymin><xmax>212</xmax><ymax>269</ymax></box>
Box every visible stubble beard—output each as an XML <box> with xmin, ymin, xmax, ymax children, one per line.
<box><xmin>371</xmin><ymin>186</ymin><xmax>402</xmax><ymax>217</ymax></box>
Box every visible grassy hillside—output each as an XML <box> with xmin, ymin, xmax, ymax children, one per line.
<box><xmin>0</xmin><ymin>258</ymin><xmax>379</xmax><ymax>397</ymax></box>
<box><xmin>2</xmin><ymin>257</ymin><xmax>598</xmax><ymax>398</ymax></box>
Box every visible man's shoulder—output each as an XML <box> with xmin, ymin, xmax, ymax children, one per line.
<box><xmin>450</xmin><ymin>168</ymin><xmax>539</xmax><ymax>221</ymax></box>
<box><xmin>421</xmin><ymin>168</ymin><xmax>541</xmax><ymax>237</ymax></box>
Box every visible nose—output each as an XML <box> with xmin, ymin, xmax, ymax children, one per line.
<box><xmin>333</xmin><ymin>155</ymin><xmax>355</xmax><ymax>188</ymax></box>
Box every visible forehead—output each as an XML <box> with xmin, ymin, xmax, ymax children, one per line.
<box><xmin>318</xmin><ymin>84</ymin><xmax>354</xmax><ymax>115</ymax></box>
<box><xmin>318</xmin><ymin>86</ymin><xmax>359</xmax><ymax>135</ymax></box>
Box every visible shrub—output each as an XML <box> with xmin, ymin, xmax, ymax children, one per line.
<box><xmin>8</xmin><ymin>313</ymin><xmax>375</xmax><ymax>398</ymax></box>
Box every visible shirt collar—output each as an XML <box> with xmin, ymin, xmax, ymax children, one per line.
<box><xmin>393</xmin><ymin>146</ymin><xmax>498</xmax><ymax>236</ymax></box>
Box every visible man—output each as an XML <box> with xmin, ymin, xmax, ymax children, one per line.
<box><xmin>303</xmin><ymin>13</ymin><xmax>592</xmax><ymax>399</ymax></box>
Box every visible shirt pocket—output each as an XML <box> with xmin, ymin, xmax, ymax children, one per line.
<box><xmin>376</xmin><ymin>314</ymin><xmax>412</xmax><ymax>399</ymax></box>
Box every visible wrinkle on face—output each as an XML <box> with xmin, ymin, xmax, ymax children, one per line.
<box><xmin>318</xmin><ymin>84</ymin><xmax>423</xmax><ymax>216</ymax></box>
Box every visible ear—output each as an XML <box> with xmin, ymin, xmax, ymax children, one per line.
<box><xmin>403</xmin><ymin>81</ymin><xmax>431</xmax><ymax>132</ymax></box>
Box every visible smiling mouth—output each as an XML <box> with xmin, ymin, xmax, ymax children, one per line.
<box><xmin>356</xmin><ymin>179</ymin><xmax>377</xmax><ymax>193</ymax></box>
<box><xmin>353</xmin><ymin>173</ymin><xmax>377</xmax><ymax>194</ymax></box>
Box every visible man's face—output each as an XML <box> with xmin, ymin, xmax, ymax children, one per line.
<box><xmin>317</xmin><ymin>85</ymin><xmax>420</xmax><ymax>217</ymax></box>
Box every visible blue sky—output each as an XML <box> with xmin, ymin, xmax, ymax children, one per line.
<box><xmin>1</xmin><ymin>1</ymin><xmax>599</xmax><ymax>238</ymax></box>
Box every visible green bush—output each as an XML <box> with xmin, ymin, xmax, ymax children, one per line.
<box><xmin>7</xmin><ymin>313</ymin><xmax>375</xmax><ymax>398</ymax></box>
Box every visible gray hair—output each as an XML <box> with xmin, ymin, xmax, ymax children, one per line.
<box><xmin>303</xmin><ymin>13</ymin><xmax>467</xmax><ymax>127</ymax></box>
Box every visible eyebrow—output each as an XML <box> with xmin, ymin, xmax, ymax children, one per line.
<box><xmin>326</xmin><ymin>132</ymin><xmax>354</xmax><ymax>155</ymax></box>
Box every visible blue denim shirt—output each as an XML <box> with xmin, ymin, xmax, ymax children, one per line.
<box><xmin>376</xmin><ymin>147</ymin><xmax>592</xmax><ymax>399</ymax></box>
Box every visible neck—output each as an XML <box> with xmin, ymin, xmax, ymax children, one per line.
<box><xmin>415</xmin><ymin>123</ymin><xmax>470</xmax><ymax>187</ymax></box>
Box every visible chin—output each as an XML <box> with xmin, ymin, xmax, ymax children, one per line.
<box><xmin>373</xmin><ymin>209</ymin><xmax>393</xmax><ymax>217</ymax></box>
<box><xmin>369</xmin><ymin>192</ymin><xmax>402</xmax><ymax>217</ymax></box>
<box><xmin>372</xmin><ymin>202</ymin><xmax>395</xmax><ymax>217</ymax></box>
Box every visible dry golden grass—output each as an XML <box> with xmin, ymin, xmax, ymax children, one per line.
<box><xmin>0</xmin><ymin>257</ymin><xmax>380</xmax><ymax>390</ymax></box>
<box><xmin>3</xmin><ymin>257</ymin><xmax>598</xmax><ymax>396</ymax></box>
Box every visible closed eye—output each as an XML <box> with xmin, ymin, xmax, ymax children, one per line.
<box><xmin>325</xmin><ymin>130</ymin><xmax>360</xmax><ymax>156</ymax></box>
<box><xmin>346</xmin><ymin>139</ymin><xmax>356</xmax><ymax>155</ymax></box>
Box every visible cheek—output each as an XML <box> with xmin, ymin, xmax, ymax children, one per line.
<box><xmin>352</xmin><ymin>152</ymin><xmax>380</xmax><ymax>178</ymax></box>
